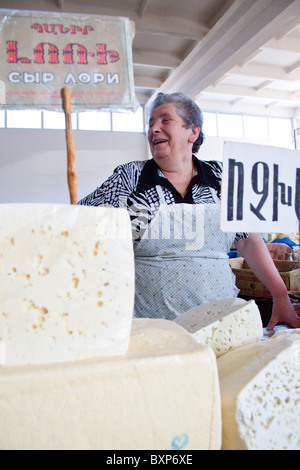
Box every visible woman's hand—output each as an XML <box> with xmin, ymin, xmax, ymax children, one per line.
<box><xmin>235</xmin><ymin>233</ymin><xmax>300</xmax><ymax>330</ymax></box>
<box><xmin>267</xmin><ymin>293</ymin><xmax>300</xmax><ymax>330</ymax></box>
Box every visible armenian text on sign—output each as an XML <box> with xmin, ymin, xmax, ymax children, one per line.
<box><xmin>221</xmin><ymin>142</ymin><xmax>300</xmax><ymax>233</ymax></box>
<box><xmin>0</xmin><ymin>9</ymin><xmax>136</xmax><ymax>110</ymax></box>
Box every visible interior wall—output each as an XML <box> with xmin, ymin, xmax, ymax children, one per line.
<box><xmin>0</xmin><ymin>128</ymin><xmax>149</xmax><ymax>204</ymax></box>
<box><xmin>0</xmin><ymin>127</ymin><xmax>288</xmax><ymax>205</ymax></box>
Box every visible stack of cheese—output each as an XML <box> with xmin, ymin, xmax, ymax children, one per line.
<box><xmin>218</xmin><ymin>328</ymin><xmax>300</xmax><ymax>450</ymax></box>
<box><xmin>0</xmin><ymin>204</ymin><xmax>298</xmax><ymax>450</ymax></box>
<box><xmin>175</xmin><ymin>298</ymin><xmax>300</xmax><ymax>450</ymax></box>
<box><xmin>0</xmin><ymin>204</ymin><xmax>221</xmax><ymax>450</ymax></box>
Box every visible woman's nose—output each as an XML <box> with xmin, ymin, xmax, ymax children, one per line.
<box><xmin>150</xmin><ymin>121</ymin><xmax>161</xmax><ymax>134</ymax></box>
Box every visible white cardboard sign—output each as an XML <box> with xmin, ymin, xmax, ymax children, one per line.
<box><xmin>0</xmin><ymin>9</ymin><xmax>136</xmax><ymax>111</ymax></box>
<box><xmin>221</xmin><ymin>141</ymin><xmax>300</xmax><ymax>233</ymax></box>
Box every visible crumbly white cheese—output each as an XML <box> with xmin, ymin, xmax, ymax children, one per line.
<box><xmin>174</xmin><ymin>297</ymin><xmax>263</xmax><ymax>357</ymax></box>
<box><xmin>217</xmin><ymin>329</ymin><xmax>300</xmax><ymax>450</ymax></box>
<box><xmin>0</xmin><ymin>204</ymin><xmax>135</xmax><ymax>365</ymax></box>
<box><xmin>0</xmin><ymin>319</ymin><xmax>221</xmax><ymax>450</ymax></box>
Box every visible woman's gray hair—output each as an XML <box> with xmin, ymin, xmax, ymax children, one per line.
<box><xmin>149</xmin><ymin>92</ymin><xmax>204</xmax><ymax>153</ymax></box>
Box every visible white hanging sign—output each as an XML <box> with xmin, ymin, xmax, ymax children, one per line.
<box><xmin>0</xmin><ymin>9</ymin><xmax>136</xmax><ymax>111</ymax></box>
<box><xmin>221</xmin><ymin>141</ymin><xmax>300</xmax><ymax>233</ymax></box>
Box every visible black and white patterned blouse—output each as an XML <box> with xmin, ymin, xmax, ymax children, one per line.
<box><xmin>78</xmin><ymin>156</ymin><xmax>248</xmax><ymax>245</ymax></box>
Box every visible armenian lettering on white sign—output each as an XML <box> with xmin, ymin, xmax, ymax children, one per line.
<box><xmin>0</xmin><ymin>9</ymin><xmax>136</xmax><ymax>111</ymax></box>
<box><xmin>221</xmin><ymin>142</ymin><xmax>300</xmax><ymax>233</ymax></box>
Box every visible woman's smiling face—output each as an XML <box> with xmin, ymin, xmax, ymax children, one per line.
<box><xmin>148</xmin><ymin>102</ymin><xmax>198</xmax><ymax>163</ymax></box>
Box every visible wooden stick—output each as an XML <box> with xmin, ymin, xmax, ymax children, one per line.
<box><xmin>61</xmin><ymin>86</ymin><xmax>77</xmax><ymax>205</ymax></box>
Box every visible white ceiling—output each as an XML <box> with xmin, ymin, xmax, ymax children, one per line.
<box><xmin>1</xmin><ymin>0</ymin><xmax>300</xmax><ymax>119</ymax></box>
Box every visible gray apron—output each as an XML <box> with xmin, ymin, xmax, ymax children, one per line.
<box><xmin>134</xmin><ymin>185</ymin><xmax>239</xmax><ymax>320</ymax></box>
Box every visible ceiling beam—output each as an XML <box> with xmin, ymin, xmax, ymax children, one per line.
<box><xmin>134</xmin><ymin>15</ymin><xmax>209</xmax><ymax>41</ymax></box>
<box><xmin>230</xmin><ymin>97</ymin><xmax>244</xmax><ymax>106</ymax></box>
<box><xmin>264</xmin><ymin>36</ymin><xmax>300</xmax><ymax>53</ymax></box>
<box><xmin>197</xmin><ymin>97</ymin><xmax>297</xmax><ymax>118</ymax></box>
<box><xmin>274</xmin><ymin>17</ymin><xmax>300</xmax><ymax>39</ymax></box>
<box><xmin>204</xmin><ymin>83</ymin><xmax>300</xmax><ymax>104</ymax></box>
<box><xmin>133</xmin><ymin>50</ymin><xmax>181</xmax><ymax>70</ymax></box>
<box><xmin>137</xmin><ymin>0</ymin><xmax>150</xmax><ymax>18</ymax></box>
<box><xmin>286</xmin><ymin>59</ymin><xmax>300</xmax><ymax>74</ymax></box>
<box><xmin>135</xmin><ymin>28</ymin><xmax>200</xmax><ymax>41</ymax></box>
<box><xmin>208</xmin><ymin>0</ymin><xmax>236</xmax><ymax>28</ymax></box>
<box><xmin>255</xmin><ymin>80</ymin><xmax>274</xmax><ymax>91</ymax></box>
<box><xmin>238</xmin><ymin>49</ymin><xmax>263</xmax><ymax>67</ymax></box>
<box><xmin>147</xmin><ymin>0</ymin><xmax>300</xmax><ymax>105</ymax></box>
<box><xmin>134</xmin><ymin>75</ymin><xmax>163</xmax><ymax>90</ymax></box>
<box><xmin>265</xmin><ymin>100</ymin><xmax>280</xmax><ymax>108</ymax></box>
<box><xmin>231</xmin><ymin>62</ymin><xmax>300</xmax><ymax>81</ymax></box>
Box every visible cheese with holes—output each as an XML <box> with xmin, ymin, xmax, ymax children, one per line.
<box><xmin>217</xmin><ymin>329</ymin><xmax>300</xmax><ymax>450</ymax></box>
<box><xmin>0</xmin><ymin>319</ymin><xmax>221</xmax><ymax>450</ymax></box>
<box><xmin>0</xmin><ymin>204</ymin><xmax>134</xmax><ymax>365</ymax></box>
<box><xmin>174</xmin><ymin>298</ymin><xmax>263</xmax><ymax>357</ymax></box>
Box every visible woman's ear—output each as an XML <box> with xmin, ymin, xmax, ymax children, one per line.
<box><xmin>188</xmin><ymin>125</ymin><xmax>200</xmax><ymax>144</ymax></box>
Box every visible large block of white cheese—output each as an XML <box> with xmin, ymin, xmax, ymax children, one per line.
<box><xmin>0</xmin><ymin>319</ymin><xmax>221</xmax><ymax>450</ymax></box>
<box><xmin>217</xmin><ymin>329</ymin><xmax>300</xmax><ymax>450</ymax></box>
<box><xmin>0</xmin><ymin>204</ymin><xmax>134</xmax><ymax>365</ymax></box>
<box><xmin>174</xmin><ymin>297</ymin><xmax>263</xmax><ymax>357</ymax></box>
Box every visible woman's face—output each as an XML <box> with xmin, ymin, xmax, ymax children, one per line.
<box><xmin>148</xmin><ymin>102</ymin><xmax>199</xmax><ymax>164</ymax></box>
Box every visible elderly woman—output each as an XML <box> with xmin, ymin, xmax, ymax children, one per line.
<box><xmin>79</xmin><ymin>92</ymin><xmax>299</xmax><ymax>330</ymax></box>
